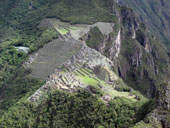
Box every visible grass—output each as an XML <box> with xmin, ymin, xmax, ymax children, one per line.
<box><xmin>56</xmin><ymin>27</ymin><xmax>69</xmax><ymax>35</ymax></box>
<box><xmin>133</xmin><ymin>121</ymin><xmax>154</xmax><ymax>128</ymax></box>
<box><xmin>74</xmin><ymin>67</ymin><xmax>106</xmax><ymax>87</ymax></box>
<box><xmin>68</xmin><ymin>26</ymin><xmax>83</xmax><ymax>30</ymax></box>
<box><xmin>73</xmin><ymin>67</ymin><xmax>138</xmax><ymax>102</ymax></box>
<box><xmin>80</xmin><ymin>76</ymin><xmax>99</xmax><ymax>86</ymax></box>
<box><xmin>81</xmin><ymin>67</ymin><xmax>93</xmax><ymax>74</ymax></box>
<box><xmin>58</xmin><ymin>64</ymin><xmax>148</xmax><ymax>103</ymax></box>
<box><xmin>75</xmin><ymin>69</ymin><xmax>99</xmax><ymax>86</ymax></box>
<box><xmin>107</xmin><ymin>89</ymin><xmax>137</xmax><ymax>102</ymax></box>
<box><xmin>50</xmin><ymin>19</ymin><xmax>85</xmax><ymax>36</ymax></box>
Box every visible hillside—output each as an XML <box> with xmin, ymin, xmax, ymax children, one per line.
<box><xmin>117</xmin><ymin>0</ymin><xmax>170</xmax><ymax>49</ymax></box>
<box><xmin>0</xmin><ymin>0</ymin><xmax>169</xmax><ymax>128</ymax></box>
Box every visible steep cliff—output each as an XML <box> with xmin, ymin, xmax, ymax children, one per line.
<box><xmin>118</xmin><ymin>6</ymin><xmax>170</xmax><ymax>97</ymax></box>
<box><xmin>82</xmin><ymin>5</ymin><xmax>170</xmax><ymax>97</ymax></box>
<box><xmin>117</xmin><ymin>0</ymin><xmax>170</xmax><ymax>50</ymax></box>
<box><xmin>134</xmin><ymin>82</ymin><xmax>170</xmax><ymax>128</ymax></box>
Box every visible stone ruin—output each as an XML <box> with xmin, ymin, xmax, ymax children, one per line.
<box><xmin>28</xmin><ymin>69</ymin><xmax>87</xmax><ymax>105</ymax></box>
<box><xmin>62</xmin><ymin>43</ymin><xmax>114</xmax><ymax>71</ymax></box>
<box><xmin>102</xmin><ymin>94</ymin><xmax>112</xmax><ymax>104</ymax></box>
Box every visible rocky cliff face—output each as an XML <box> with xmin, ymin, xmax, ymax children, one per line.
<box><xmin>134</xmin><ymin>82</ymin><xmax>170</xmax><ymax>128</ymax></box>
<box><xmin>116</xmin><ymin>0</ymin><xmax>170</xmax><ymax>50</ymax></box>
<box><xmin>82</xmin><ymin>5</ymin><xmax>170</xmax><ymax>97</ymax></box>
<box><xmin>118</xmin><ymin>6</ymin><xmax>170</xmax><ymax>97</ymax></box>
<box><xmin>157</xmin><ymin>82</ymin><xmax>170</xmax><ymax>111</ymax></box>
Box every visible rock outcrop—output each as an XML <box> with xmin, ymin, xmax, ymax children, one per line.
<box><xmin>157</xmin><ymin>82</ymin><xmax>170</xmax><ymax>111</ymax></box>
<box><xmin>134</xmin><ymin>82</ymin><xmax>170</xmax><ymax>128</ymax></box>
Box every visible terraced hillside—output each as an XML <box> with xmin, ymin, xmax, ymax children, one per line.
<box><xmin>72</xmin><ymin>65</ymin><xmax>139</xmax><ymax>102</ymax></box>
<box><xmin>26</xmin><ymin>19</ymin><xmax>115</xmax><ymax>80</ymax></box>
<box><xmin>28</xmin><ymin>56</ymin><xmax>146</xmax><ymax>106</ymax></box>
<box><xmin>27</xmin><ymin>20</ymin><xmax>145</xmax><ymax>106</ymax></box>
<box><xmin>26</xmin><ymin>38</ymin><xmax>82</xmax><ymax>79</ymax></box>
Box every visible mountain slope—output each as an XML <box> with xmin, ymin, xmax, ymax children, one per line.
<box><xmin>82</xmin><ymin>5</ymin><xmax>170</xmax><ymax>97</ymax></box>
<box><xmin>117</xmin><ymin>0</ymin><xmax>170</xmax><ymax>49</ymax></box>
<box><xmin>0</xmin><ymin>0</ymin><xmax>169</xmax><ymax>128</ymax></box>
<box><xmin>0</xmin><ymin>0</ymin><xmax>117</xmax><ymax>113</ymax></box>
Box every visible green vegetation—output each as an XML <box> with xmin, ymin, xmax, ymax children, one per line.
<box><xmin>29</xmin><ymin>28</ymin><xmax>58</xmax><ymax>51</ymax></box>
<box><xmin>68</xmin><ymin>26</ymin><xmax>83</xmax><ymax>30</ymax></box>
<box><xmin>0</xmin><ymin>89</ymin><xmax>153</xmax><ymax>128</ymax></box>
<box><xmin>73</xmin><ymin>67</ymin><xmax>146</xmax><ymax>102</ymax></box>
<box><xmin>133</xmin><ymin>121</ymin><xmax>154</xmax><ymax>128</ymax></box>
<box><xmin>0</xmin><ymin>28</ymin><xmax>57</xmax><ymax>115</ymax></box>
<box><xmin>56</xmin><ymin>27</ymin><xmax>69</xmax><ymax>35</ymax></box>
<box><xmin>86</xmin><ymin>27</ymin><xmax>104</xmax><ymax>49</ymax></box>
<box><xmin>167</xmin><ymin>116</ymin><xmax>170</xmax><ymax>122</ymax></box>
<box><xmin>75</xmin><ymin>68</ymin><xmax>101</xmax><ymax>86</ymax></box>
<box><xmin>0</xmin><ymin>67</ymin><xmax>44</xmax><ymax>115</ymax></box>
<box><xmin>50</xmin><ymin>19</ymin><xmax>85</xmax><ymax>35</ymax></box>
<box><xmin>46</xmin><ymin>0</ymin><xmax>117</xmax><ymax>24</ymax></box>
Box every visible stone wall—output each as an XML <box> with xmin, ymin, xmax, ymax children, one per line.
<box><xmin>28</xmin><ymin>70</ymin><xmax>87</xmax><ymax>106</ymax></box>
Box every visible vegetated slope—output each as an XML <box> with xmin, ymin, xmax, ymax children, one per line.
<box><xmin>0</xmin><ymin>0</ymin><xmax>169</xmax><ymax>128</ymax></box>
<box><xmin>0</xmin><ymin>0</ymin><xmax>116</xmax><ymax>114</ymax></box>
<box><xmin>0</xmin><ymin>89</ymin><xmax>153</xmax><ymax>128</ymax></box>
<box><xmin>117</xmin><ymin>0</ymin><xmax>170</xmax><ymax>49</ymax></box>
<box><xmin>0</xmin><ymin>0</ymin><xmax>116</xmax><ymax>42</ymax></box>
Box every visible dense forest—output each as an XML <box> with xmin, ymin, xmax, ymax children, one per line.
<box><xmin>0</xmin><ymin>89</ymin><xmax>153</xmax><ymax>128</ymax></box>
